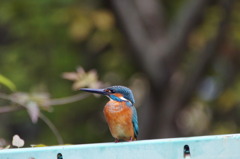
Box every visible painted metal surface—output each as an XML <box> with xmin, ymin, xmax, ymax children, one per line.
<box><xmin>1</xmin><ymin>134</ymin><xmax>240</xmax><ymax>159</ymax></box>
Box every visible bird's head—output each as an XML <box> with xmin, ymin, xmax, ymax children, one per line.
<box><xmin>80</xmin><ymin>85</ymin><xmax>135</xmax><ymax>105</ymax></box>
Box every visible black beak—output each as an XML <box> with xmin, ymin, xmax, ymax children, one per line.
<box><xmin>80</xmin><ymin>88</ymin><xmax>107</xmax><ymax>95</ymax></box>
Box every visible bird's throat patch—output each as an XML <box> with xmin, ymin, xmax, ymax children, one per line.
<box><xmin>105</xmin><ymin>101</ymin><xmax>124</xmax><ymax>112</ymax></box>
<box><xmin>109</xmin><ymin>93</ymin><xmax>129</xmax><ymax>103</ymax></box>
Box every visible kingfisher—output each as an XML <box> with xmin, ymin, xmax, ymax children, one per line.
<box><xmin>80</xmin><ymin>85</ymin><xmax>138</xmax><ymax>142</ymax></box>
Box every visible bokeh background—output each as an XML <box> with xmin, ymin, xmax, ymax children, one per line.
<box><xmin>0</xmin><ymin>0</ymin><xmax>240</xmax><ymax>147</ymax></box>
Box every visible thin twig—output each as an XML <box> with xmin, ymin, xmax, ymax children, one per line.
<box><xmin>0</xmin><ymin>93</ymin><xmax>11</xmax><ymax>100</ymax></box>
<box><xmin>0</xmin><ymin>93</ymin><xmax>90</xmax><ymax>114</ymax></box>
<box><xmin>0</xmin><ymin>92</ymin><xmax>90</xmax><ymax>143</ymax></box>
<box><xmin>0</xmin><ymin>106</ymin><xmax>22</xmax><ymax>114</ymax></box>
<box><xmin>39</xmin><ymin>113</ymin><xmax>64</xmax><ymax>144</ymax></box>
<box><xmin>47</xmin><ymin>93</ymin><xmax>89</xmax><ymax>106</ymax></box>
<box><xmin>0</xmin><ymin>93</ymin><xmax>26</xmax><ymax>113</ymax></box>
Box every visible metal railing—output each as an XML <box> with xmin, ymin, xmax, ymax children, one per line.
<box><xmin>1</xmin><ymin>134</ymin><xmax>240</xmax><ymax>159</ymax></box>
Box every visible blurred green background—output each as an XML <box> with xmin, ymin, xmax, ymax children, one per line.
<box><xmin>0</xmin><ymin>0</ymin><xmax>240</xmax><ymax>147</ymax></box>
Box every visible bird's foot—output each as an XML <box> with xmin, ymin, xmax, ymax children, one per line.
<box><xmin>115</xmin><ymin>139</ymin><xmax>119</xmax><ymax>143</ymax></box>
<box><xmin>128</xmin><ymin>137</ymin><xmax>134</xmax><ymax>142</ymax></box>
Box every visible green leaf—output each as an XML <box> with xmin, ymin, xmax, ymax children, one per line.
<box><xmin>0</xmin><ymin>74</ymin><xmax>16</xmax><ymax>91</ymax></box>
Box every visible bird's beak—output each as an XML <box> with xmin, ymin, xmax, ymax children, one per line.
<box><xmin>80</xmin><ymin>88</ymin><xmax>107</xmax><ymax>95</ymax></box>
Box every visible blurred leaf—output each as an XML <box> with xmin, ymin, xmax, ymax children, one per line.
<box><xmin>189</xmin><ymin>6</ymin><xmax>222</xmax><ymax>51</ymax></box>
<box><xmin>30</xmin><ymin>92</ymin><xmax>51</xmax><ymax>111</ymax></box>
<box><xmin>3</xmin><ymin>145</ymin><xmax>11</xmax><ymax>149</ymax></box>
<box><xmin>177</xmin><ymin>102</ymin><xmax>211</xmax><ymax>135</ymax></box>
<box><xmin>10</xmin><ymin>92</ymin><xmax>29</xmax><ymax>105</ymax></box>
<box><xmin>12</xmin><ymin>135</ymin><xmax>24</xmax><ymax>148</ymax></box>
<box><xmin>217</xmin><ymin>78</ymin><xmax>240</xmax><ymax>112</ymax></box>
<box><xmin>10</xmin><ymin>92</ymin><xmax>51</xmax><ymax>123</ymax></box>
<box><xmin>0</xmin><ymin>138</ymin><xmax>8</xmax><ymax>149</ymax></box>
<box><xmin>62</xmin><ymin>67</ymin><xmax>104</xmax><ymax>90</ymax></box>
<box><xmin>26</xmin><ymin>101</ymin><xmax>40</xmax><ymax>123</ymax></box>
<box><xmin>30</xmin><ymin>144</ymin><xmax>48</xmax><ymax>147</ymax></box>
<box><xmin>217</xmin><ymin>89</ymin><xmax>237</xmax><ymax>112</ymax></box>
<box><xmin>92</xmin><ymin>10</ymin><xmax>115</xmax><ymax>31</ymax></box>
<box><xmin>0</xmin><ymin>145</ymin><xmax>11</xmax><ymax>150</ymax></box>
<box><xmin>87</xmin><ymin>30</ymin><xmax>112</xmax><ymax>52</ymax></box>
<box><xmin>0</xmin><ymin>74</ymin><xmax>16</xmax><ymax>91</ymax></box>
<box><xmin>30</xmin><ymin>144</ymin><xmax>71</xmax><ymax>147</ymax></box>
<box><xmin>11</xmin><ymin>92</ymin><xmax>50</xmax><ymax>110</ymax></box>
<box><xmin>61</xmin><ymin>72</ymin><xmax>78</xmax><ymax>81</ymax></box>
<box><xmin>211</xmin><ymin>121</ymin><xmax>237</xmax><ymax>134</ymax></box>
<box><xmin>69</xmin><ymin>14</ymin><xmax>93</xmax><ymax>41</ymax></box>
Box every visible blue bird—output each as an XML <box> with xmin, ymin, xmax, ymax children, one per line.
<box><xmin>80</xmin><ymin>86</ymin><xmax>139</xmax><ymax>142</ymax></box>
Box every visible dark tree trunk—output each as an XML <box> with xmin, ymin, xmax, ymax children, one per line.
<box><xmin>110</xmin><ymin>0</ymin><xmax>235</xmax><ymax>139</ymax></box>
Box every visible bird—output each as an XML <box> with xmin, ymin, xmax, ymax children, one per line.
<box><xmin>80</xmin><ymin>85</ymin><xmax>138</xmax><ymax>142</ymax></box>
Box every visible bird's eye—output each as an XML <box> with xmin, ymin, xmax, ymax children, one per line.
<box><xmin>105</xmin><ymin>89</ymin><xmax>114</xmax><ymax>93</ymax></box>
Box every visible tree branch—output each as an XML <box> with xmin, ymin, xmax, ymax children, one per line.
<box><xmin>0</xmin><ymin>106</ymin><xmax>21</xmax><ymax>114</ymax></box>
<box><xmin>134</xmin><ymin>0</ymin><xmax>166</xmax><ymax>39</ymax></box>
<box><xmin>111</xmin><ymin>0</ymin><xmax>167</xmax><ymax>89</ymax></box>
<box><xmin>39</xmin><ymin>113</ymin><xmax>64</xmax><ymax>144</ymax></box>
<box><xmin>150</xmin><ymin>0</ymin><xmax>211</xmax><ymax>90</ymax></box>
<box><xmin>0</xmin><ymin>93</ymin><xmax>90</xmax><ymax>144</ymax></box>
<box><xmin>165</xmin><ymin>0</ymin><xmax>210</xmax><ymax>58</ymax></box>
<box><xmin>111</xmin><ymin>0</ymin><xmax>151</xmax><ymax>50</ymax></box>
<box><xmin>153</xmin><ymin>0</ymin><xmax>234</xmax><ymax>138</ymax></box>
<box><xmin>47</xmin><ymin>93</ymin><xmax>89</xmax><ymax>106</ymax></box>
<box><xmin>111</xmin><ymin>0</ymin><xmax>212</xmax><ymax>90</ymax></box>
<box><xmin>0</xmin><ymin>93</ymin><xmax>90</xmax><ymax>114</ymax></box>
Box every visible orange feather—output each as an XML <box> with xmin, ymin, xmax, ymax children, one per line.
<box><xmin>103</xmin><ymin>100</ymin><xmax>136</xmax><ymax>141</ymax></box>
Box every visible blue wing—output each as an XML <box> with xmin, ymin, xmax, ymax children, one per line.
<box><xmin>131</xmin><ymin>106</ymin><xmax>139</xmax><ymax>138</ymax></box>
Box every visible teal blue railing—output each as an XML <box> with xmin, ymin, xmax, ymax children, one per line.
<box><xmin>1</xmin><ymin>134</ymin><xmax>240</xmax><ymax>159</ymax></box>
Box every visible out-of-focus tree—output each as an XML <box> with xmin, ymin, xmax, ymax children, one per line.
<box><xmin>0</xmin><ymin>0</ymin><xmax>240</xmax><ymax>147</ymax></box>
<box><xmin>110</xmin><ymin>0</ymin><xmax>240</xmax><ymax>138</ymax></box>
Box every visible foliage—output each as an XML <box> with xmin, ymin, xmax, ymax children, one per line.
<box><xmin>0</xmin><ymin>0</ymin><xmax>133</xmax><ymax>146</ymax></box>
<box><xmin>62</xmin><ymin>67</ymin><xmax>105</xmax><ymax>90</ymax></box>
<box><xmin>0</xmin><ymin>74</ymin><xmax>16</xmax><ymax>91</ymax></box>
<box><xmin>0</xmin><ymin>67</ymin><xmax>104</xmax><ymax>146</ymax></box>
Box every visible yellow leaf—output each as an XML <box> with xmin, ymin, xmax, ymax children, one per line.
<box><xmin>30</xmin><ymin>144</ymin><xmax>48</xmax><ymax>147</ymax></box>
<box><xmin>69</xmin><ymin>16</ymin><xmax>93</xmax><ymax>41</ymax></box>
<box><xmin>0</xmin><ymin>74</ymin><xmax>16</xmax><ymax>91</ymax></box>
<box><xmin>92</xmin><ymin>10</ymin><xmax>115</xmax><ymax>30</ymax></box>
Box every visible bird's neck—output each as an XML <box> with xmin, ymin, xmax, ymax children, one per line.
<box><xmin>108</xmin><ymin>94</ymin><xmax>133</xmax><ymax>106</ymax></box>
<box><xmin>105</xmin><ymin>100</ymin><xmax>124</xmax><ymax>112</ymax></box>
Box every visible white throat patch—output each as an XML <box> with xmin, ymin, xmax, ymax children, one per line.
<box><xmin>119</xmin><ymin>96</ymin><xmax>128</xmax><ymax>101</ymax></box>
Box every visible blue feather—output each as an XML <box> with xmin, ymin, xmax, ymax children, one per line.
<box><xmin>131</xmin><ymin>106</ymin><xmax>139</xmax><ymax>138</ymax></box>
<box><xmin>107</xmin><ymin>86</ymin><xmax>135</xmax><ymax>104</ymax></box>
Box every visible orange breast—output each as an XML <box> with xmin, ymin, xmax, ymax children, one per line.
<box><xmin>103</xmin><ymin>101</ymin><xmax>135</xmax><ymax>141</ymax></box>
